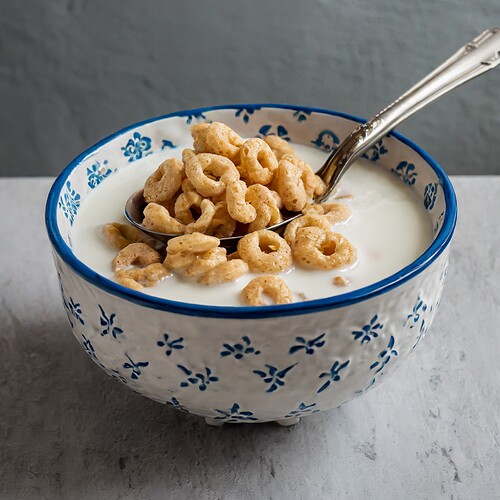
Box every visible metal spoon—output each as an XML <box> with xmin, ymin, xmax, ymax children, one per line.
<box><xmin>126</xmin><ymin>28</ymin><xmax>500</xmax><ymax>248</ymax></box>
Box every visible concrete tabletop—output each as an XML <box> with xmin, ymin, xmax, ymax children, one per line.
<box><xmin>0</xmin><ymin>177</ymin><xmax>498</xmax><ymax>500</ymax></box>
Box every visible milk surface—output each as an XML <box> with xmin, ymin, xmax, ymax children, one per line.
<box><xmin>71</xmin><ymin>144</ymin><xmax>433</xmax><ymax>306</ymax></box>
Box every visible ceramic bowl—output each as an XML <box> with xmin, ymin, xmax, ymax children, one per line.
<box><xmin>45</xmin><ymin>104</ymin><xmax>457</xmax><ymax>426</ymax></box>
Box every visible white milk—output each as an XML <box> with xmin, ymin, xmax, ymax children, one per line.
<box><xmin>71</xmin><ymin>144</ymin><xmax>432</xmax><ymax>306</ymax></box>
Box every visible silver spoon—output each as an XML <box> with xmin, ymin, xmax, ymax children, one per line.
<box><xmin>126</xmin><ymin>28</ymin><xmax>500</xmax><ymax>248</ymax></box>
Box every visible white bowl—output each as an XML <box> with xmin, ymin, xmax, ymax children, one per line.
<box><xmin>45</xmin><ymin>104</ymin><xmax>457</xmax><ymax>425</ymax></box>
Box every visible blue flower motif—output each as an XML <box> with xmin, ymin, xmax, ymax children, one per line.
<box><xmin>285</xmin><ymin>402</ymin><xmax>320</xmax><ymax>418</ymax></box>
<box><xmin>310</xmin><ymin>130</ymin><xmax>339</xmax><ymax>152</ymax></box>
<box><xmin>354</xmin><ymin>377</ymin><xmax>376</xmax><ymax>395</ymax></box>
<box><xmin>220</xmin><ymin>336</ymin><xmax>261</xmax><ymax>359</ymax></box>
<box><xmin>64</xmin><ymin>296</ymin><xmax>85</xmax><ymax>327</ymax></box>
<box><xmin>391</xmin><ymin>161</ymin><xmax>417</xmax><ymax>185</ymax></box>
<box><xmin>81</xmin><ymin>335</ymin><xmax>96</xmax><ymax>358</ymax></box>
<box><xmin>288</xmin><ymin>333</ymin><xmax>326</xmax><ymax>355</ymax></box>
<box><xmin>166</xmin><ymin>397</ymin><xmax>188</xmax><ymax>412</ymax></box>
<box><xmin>213</xmin><ymin>403</ymin><xmax>258</xmax><ymax>422</ymax></box>
<box><xmin>58</xmin><ymin>181</ymin><xmax>81</xmax><ymax>225</ymax></box>
<box><xmin>235</xmin><ymin>107</ymin><xmax>261</xmax><ymax>124</ymax></box>
<box><xmin>423</xmin><ymin>182</ymin><xmax>439</xmax><ymax>210</ymax></box>
<box><xmin>109</xmin><ymin>369</ymin><xmax>128</xmax><ymax>384</ymax></box>
<box><xmin>412</xmin><ymin>318</ymin><xmax>429</xmax><ymax>350</ymax></box>
<box><xmin>177</xmin><ymin>365</ymin><xmax>219</xmax><ymax>391</ymax></box>
<box><xmin>161</xmin><ymin>139</ymin><xmax>176</xmax><ymax>150</ymax></box>
<box><xmin>185</xmin><ymin>113</ymin><xmax>207</xmax><ymax>124</ymax></box>
<box><xmin>362</xmin><ymin>139</ymin><xmax>388</xmax><ymax>161</ymax></box>
<box><xmin>258</xmin><ymin>124</ymin><xmax>290</xmax><ymax>141</ymax></box>
<box><xmin>86</xmin><ymin>160</ymin><xmax>112</xmax><ymax>188</ymax></box>
<box><xmin>352</xmin><ymin>315</ymin><xmax>383</xmax><ymax>344</ymax></box>
<box><xmin>123</xmin><ymin>353</ymin><xmax>149</xmax><ymax>380</ymax></box>
<box><xmin>121</xmin><ymin>132</ymin><xmax>152</xmax><ymax>162</ymax></box>
<box><xmin>370</xmin><ymin>336</ymin><xmax>398</xmax><ymax>374</ymax></box>
<box><xmin>293</xmin><ymin>109</ymin><xmax>311</xmax><ymax>122</ymax></box>
<box><xmin>433</xmin><ymin>211</ymin><xmax>445</xmax><ymax>235</ymax></box>
<box><xmin>317</xmin><ymin>360</ymin><xmax>350</xmax><ymax>393</ymax></box>
<box><xmin>404</xmin><ymin>296</ymin><xmax>427</xmax><ymax>329</ymax></box>
<box><xmin>157</xmin><ymin>333</ymin><xmax>184</xmax><ymax>356</ymax></box>
<box><xmin>253</xmin><ymin>363</ymin><xmax>297</xmax><ymax>393</ymax></box>
<box><xmin>98</xmin><ymin>305</ymin><xmax>123</xmax><ymax>339</ymax></box>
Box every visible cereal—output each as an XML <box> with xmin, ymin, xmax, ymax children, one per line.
<box><xmin>239</xmin><ymin>138</ymin><xmax>278</xmax><ymax>185</ymax></box>
<box><xmin>185</xmin><ymin>153</ymin><xmax>240</xmax><ymax>197</ymax></box>
<box><xmin>164</xmin><ymin>250</ymin><xmax>197</xmax><ymax>270</ymax></box>
<box><xmin>207</xmin><ymin>202</ymin><xmax>237</xmax><ymax>237</ymax></box>
<box><xmin>182</xmin><ymin>148</ymin><xmax>197</xmax><ymax>164</ymax></box>
<box><xmin>333</xmin><ymin>276</ymin><xmax>349</xmax><ymax>286</ymax></box>
<box><xmin>191</xmin><ymin>123</ymin><xmax>211</xmax><ymax>153</ymax></box>
<box><xmin>183</xmin><ymin>247</ymin><xmax>227</xmax><ymax>278</ymax></box>
<box><xmin>204</xmin><ymin>122</ymin><xmax>244</xmax><ymax>163</ymax></box>
<box><xmin>302</xmin><ymin>202</ymin><xmax>351</xmax><ymax>224</ymax></box>
<box><xmin>241</xmin><ymin>276</ymin><xmax>293</xmax><ymax>305</ymax></box>
<box><xmin>181</xmin><ymin>178</ymin><xmax>196</xmax><ymax>193</ymax></box>
<box><xmin>198</xmin><ymin>259</ymin><xmax>249</xmax><ymax>285</ymax></box>
<box><xmin>237</xmin><ymin>230</ymin><xmax>292</xmax><ymax>273</ymax></box>
<box><xmin>115</xmin><ymin>263</ymin><xmax>171</xmax><ymax>290</ymax></box>
<box><xmin>246</xmin><ymin>184</ymin><xmax>282</xmax><ymax>232</ymax></box>
<box><xmin>275</xmin><ymin>156</ymin><xmax>308</xmax><ymax>211</ymax></box>
<box><xmin>102</xmin><ymin>223</ymin><xmax>134</xmax><ymax>250</ymax></box>
<box><xmin>283</xmin><ymin>213</ymin><xmax>331</xmax><ymax>247</ymax></box>
<box><xmin>175</xmin><ymin>192</ymin><xmax>217</xmax><ymax>233</ymax></box>
<box><xmin>263</xmin><ymin>135</ymin><xmax>295</xmax><ymax>160</ymax></box>
<box><xmin>143</xmin><ymin>158</ymin><xmax>184</xmax><ymax>203</ymax></box>
<box><xmin>102</xmin><ymin>222</ymin><xmax>163</xmax><ymax>251</ymax></box>
<box><xmin>143</xmin><ymin>203</ymin><xmax>186</xmax><ymax>234</ymax></box>
<box><xmin>280</xmin><ymin>154</ymin><xmax>318</xmax><ymax>199</ymax></box>
<box><xmin>112</xmin><ymin>242</ymin><xmax>162</xmax><ymax>271</ymax></box>
<box><xmin>185</xmin><ymin>199</ymin><xmax>216</xmax><ymax>234</ymax></box>
<box><xmin>226</xmin><ymin>180</ymin><xmax>257</xmax><ymax>223</ymax></box>
<box><xmin>167</xmin><ymin>232</ymin><xmax>220</xmax><ymax>254</ymax></box>
<box><xmin>293</xmin><ymin>227</ymin><xmax>356</xmax><ymax>270</ymax></box>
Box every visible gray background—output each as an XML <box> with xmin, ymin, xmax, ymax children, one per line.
<box><xmin>1</xmin><ymin>0</ymin><xmax>499</xmax><ymax>177</ymax></box>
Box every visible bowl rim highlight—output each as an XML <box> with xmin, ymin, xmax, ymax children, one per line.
<box><xmin>45</xmin><ymin>103</ymin><xmax>457</xmax><ymax>319</ymax></box>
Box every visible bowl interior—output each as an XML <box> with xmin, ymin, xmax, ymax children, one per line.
<box><xmin>46</xmin><ymin>104</ymin><xmax>456</xmax><ymax>316</ymax></box>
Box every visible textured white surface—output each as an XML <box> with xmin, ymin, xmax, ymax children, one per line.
<box><xmin>0</xmin><ymin>177</ymin><xmax>499</xmax><ymax>499</ymax></box>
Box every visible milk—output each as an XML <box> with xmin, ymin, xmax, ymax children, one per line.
<box><xmin>71</xmin><ymin>144</ymin><xmax>433</xmax><ymax>306</ymax></box>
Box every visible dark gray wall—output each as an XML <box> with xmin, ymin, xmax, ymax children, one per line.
<box><xmin>1</xmin><ymin>0</ymin><xmax>499</xmax><ymax>177</ymax></box>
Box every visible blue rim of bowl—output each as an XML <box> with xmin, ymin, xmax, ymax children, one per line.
<box><xmin>46</xmin><ymin>103</ymin><xmax>457</xmax><ymax>319</ymax></box>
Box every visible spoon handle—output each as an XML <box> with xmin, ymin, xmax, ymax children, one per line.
<box><xmin>317</xmin><ymin>27</ymin><xmax>500</xmax><ymax>201</ymax></box>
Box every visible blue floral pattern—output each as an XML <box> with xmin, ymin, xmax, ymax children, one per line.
<box><xmin>123</xmin><ymin>353</ymin><xmax>149</xmax><ymax>380</ymax></box>
<box><xmin>64</xmin><ymin>296</ymin><xmax>85</xmax><ymax>327</ymax></box>
<box><xmin>185</xmin><ymin>113</ymin><xmax>207</xmax><ymax>124</ymax></box>
<box><xmin>288</xmin><ymin>333</ymin><xmax>326</xmax><ymax>355</ymax></box>
<box><xmin>58</xmin><ymin>181</ymin><xmax>81</xmax><ymax>225</ymax></box>
<box><xmin>161</xmin><ymin>139</ymin><xmax>176</xmax><ymax>150</ymax></box>
<box><xmin>178</xmin><ymin>365</ymin><xmax>219</xmax><ymax>391</ymax></box>
<box><xmin>362</xmin><ymin>139</ymin><xmax>388</xmax><ymax>161</ymax></box>
<box><xmin>352</xmin><ymin>315</ymin><xmax>383</xmax><ymax>344</ymax></box>
<box><xmin>110</xmin><ymin>369</ymin><xmax>128</xmax><ymax>384</ymax></box>
<box><xmin>424</xmin><ymin>182</ymin><xmax>439</xmax><ymax>210</ymax></box>
<box><xmin>81</xmin><ymin>335</ymin><xmax>96</xmax><ymax>358</ymax></box>
<box><xmin>220</xmin><ymin>336</ymin><xmax>260</xmax><ymax>359</ymax></box>
<box><xmin>391</xmin><ymin>161</ymin><xmax>417</xmax><ymax>185</ymax></box>
<box><xmin>235</xmin><ymin>107</ymin><xmax>261</xmax><ymax>123</ymax></box>
<box><xmin>213</xmin><ymin>403</ymin><xmax>258</xmax><ymax>422</ymax></box>
<box><xmin>253</xmin><ymin>364</ymin><xmax>297</xmax><ymax>393</ymax></box>
<box><xmin>86</xmin><ymin>160</ymin><xmax>112</xmax><ymax>188</ymax></box>
<box><xmin>285</xmin><ymin>402</ymin><xmax>320</xmax><ymax>418</ymax></box>
<box><xmin>258</xmin><ymin>125</ymin><xmax>290</xmax><ymax>141</ymax></box>
<box><xmin>166</xmin><ymin>397</ymin><xmax>188</xmax><ymax>412</ymax></box>
<box><xmin>121</xmin><ymin>132</ymin><xmax>152</xmax><ymax>162</ymax></box>
<box><xmin>293</xmin><ymin>109</ymin><xmax>311</xmax><ymax>122</ymax></box>
<box><xmin>370</xmin><ymin>336</ymin><xmax>398</xmax><ymax>374</ymax></box>
<box><xmin>317</xmin><ymin>360</ymin><xmax>350</xmax><ymax>393</ymax></box>
<box><xmin>433</xmin><ymin>211</ymin><xmax>445</xmax><ymax>235</ymax></box>
<box><xmin>98</xmin><ymin>305</ymin><xmax>123</xmax><ymax>339</ymax></box>
<box><xmin>157</xmin><ymin>333</ymin><xmax>184</xmax><ymax>356</ymax></box>
<box><xmin>404</xmin><ymin>296</ymin><xmax>427</xmax><ymax>329</ymax></box>
<box><xmin>310</xmin><ymin>130</ymin><xmax>339</xmax><ymax>152</ymax></box>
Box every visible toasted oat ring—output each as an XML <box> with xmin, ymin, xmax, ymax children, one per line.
<box><xmin>181</xmin><ymin>178</ymin><xmax>196</xmax><ymax>193</ymax></box>
<box><xmin>204</xmin><ymin>122</ymin><xmax>244</xmax><ymax>163</ymax></box>
<box><xmin>246</xmin><ymin>184</ymin><xmax>283</xmax><ymax>232</ymax></box>
<box><xmin>276</xmin><ymin>157</ymin><xmax>307</xmax><ymax>211</ymax></box>
<box><xmin>237</xmin><ymin>230</ymin><xmax>292</xmax><ymax>273</ymax></box>
<box><xmin>185</xmin><ymin>199</ymin><xmax>216</xmax><ymax>234</ymax></box>
<box><xmin>115</xmin><ymin>263</ymin><xmax>172</xmax><ymax>290</ymax></box>
<box><xmin>241</xmin><ymin>275</ymin><xmax>293</xmax><ymax>305</ymax></box>
<box><xmin>143</xmin><ymin>203</ymin><xmax>186</xmax><ymax>234</ymax></box>
<box><xmin>280</xmin><ymin>154</ymin><xmax>318</xmax><ymax>200</ymax></box>
<box><xmin>198</xmin><ymin>259</ymin><xmax>249</xmax><ymax>285</ymax></box>
<box><xmin>167</xmin><ymin>232</ymin><xmax>220</xmax><ymax>254</ymax></box>
<box><xmin>191</xmin><ymin>123</ymin><xmax>211</xmax><ymax>153</ymax></box>
<box><xmin>226</xmin><ymin>180</ymin><xmax>257</xmax><ymax>224</ymax></box>
<box><xmin>163</xmin><ymin>250</ymin><xmax>197</xmax><ymax>271</ymax></box>
<box><xmin>182</xmin><ymin>148</ymin><xmax>197</xmax><ymax>164</ymax></box>
<box><xmin>112</xmin><ymin>243</ymin><xmax>162</xmax><ymax>271</ymax></box>
<box><xmin>263</xmin><ymin>135</ymin><xmax>295</xmax><ymax>160</ymax></box>
<box><xmin>283</xmin><ymin>213</ymin><xmax>331</xmax><ymax>247</ymax></box>
<box><xmin>102</xmin><ymin>222</ymin><xmax>163</xmax><ymax>251</ymax></box>
<box><xmin>239</xmin><ymin>138</ymin><xmax>278</xmax><ymax>185</ymax></box>
<box><xmin>185</xmin><ymin>153</ymin><xmax>239</xmax><ymax>197</ymax></box>
<box><xmin>183</xmin><ymin>247</ymin><xmax>227</xmax><ymax>278</ymax></box>
<box><xmin>174</xmin><ymin>191</ymin><xmax>204</xmax><ymax>224</ymax></box>
<box><xmin>320</xmin><ymin>203</ymin><xmax>351</xmax><ymax>224</ymax></box>
<box><xmin>293</xmin><ymin>227</ymin><xmax>356</xmax><ymax>270</ymax></box>
<box><xmin>143</xmin><ymin>158</ymin><xmax>184</xmax><ymax>203</ymax></box>
<box><xmin>207</xmin><ymin>202</ymin><xmax>237</xmax><ymax>237</ymax></box>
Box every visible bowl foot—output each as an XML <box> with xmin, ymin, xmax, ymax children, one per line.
<box><xmin>276</xmin><ymin>417</ymin><xmax>300</xmax><ymax>427</ymax></box>
<box><xmin>205</xmin><ymin>417</ymin><xmax>225</xmax><ymax>427</ymax></box>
